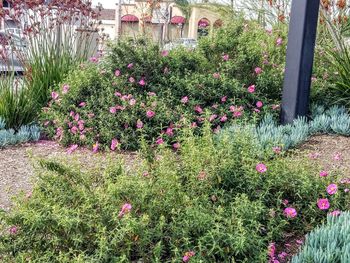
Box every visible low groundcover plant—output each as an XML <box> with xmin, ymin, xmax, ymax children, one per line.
<box><xmin>1</xmin><ymin>124</ymin><xmax>348</xmax><ymax>262</ymax></box>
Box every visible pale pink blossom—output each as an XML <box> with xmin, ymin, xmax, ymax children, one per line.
<box><xmin>221</xmin><ymin>96</ymin><xmax>227</xmax><ymax>103</ymax></box>
<box><xmin>146</xmin><ymin>110</ymin><xmax>155</xmax><ymax>118</ymax></box>
<box><xmin>92</xmin><ymin>142</ymin><xmax>99</xmax><ymax>153</ymax></box>
<box><xmin>319</xmin><ymin>170</ymin><xmax>328</xmax><ymax>177</ymax></box>
<box><xmin>136</xmin><ymin>120</ymin><xmax>143</xmax><ymax>129</ymax></box>
<box><xmin>9</xmin><ymin>226</ymin><xmax>17</xmax><ymax>235</ymax></box>
<box><xmin>115</xmin><ymin>69</ymin><xmax>121</xmax><ymax>77</ymax></box>
<box><xmin>156</xmin><ymin>138</ymin><xmax>164</xmax><ymax>145</ymax></box>
<box><xmin>317</xmin><ymin>198</ymin><xmax>330</xmax><ymax>210</ymax></box>
<box><xmin>327</xmin><ymin>184</ymin><xmax>338</xmax><ymax>195</ymax></box>
<box><xmin>161</xmin><ymin>50</ymin><xmax>169</xmax><ymax>57</ymax></box>
<box><xmin>181</xmin><ymin>96</ymin><xmax>189</xmax><ymax>104</ymax></box>
<box><xmin>173</xmin><ymin>142</ymin><xmax>180</xmax><ymax>150</ymax></box>
<box><xmin>129</xmin><ymin>77</ymin><xmax>135</xmax><ymax>83</ymax></box>
<box><xmin>62</xmin><ymin>84</ymin><xmax>69</xmax><ymax>94</ymax></box>
<box><xmin>67</xmin><ymin>144</ymin><xmax>78</xmax><ymax>154</ymax></box>
<box><xmin>276</xmin><ymin>37</ymin><xmax>283</xmax><ymax>46</ymax></box>
<box><xmin>256</xmin><ymin>163</ymin><xmax>267</xmax><ymax>173</ymax></box>
<box><xmin>111</xmin><ymin>139</ymin><xmax>119</xmax><ymax>151</ymax></box>
<box><xmin>110</xmin><ymin>107</ymin><xmax>117</xmax><ymax>114</ymax></box>
<box><xmin>138</xmin><ymin>79</ymin><xmax>146</xmax><ymax>86</ymax></box>
<box><xmin>213</xmin><ymin>72</ymin><xmax>220</xmax><ymax>79</ymax></box>
<box><xmin>51</xmin><ymin>91</ymin><xmax>59</xmax><ymax>100</ymax></box>
<box><xmin>220</xmin><ymin>115</ymin><xmax>228</xmax><ymax>122</ymax></box>
<box><xmin>329</xmin><ymin>210</ymin><xmax>341</xmax><ymax>216</ymax></box>
<box><xmin>222</xmin><ymin>54</ymin><xmax>229</xmax><ymax>61</ymax></box>
<box><xmin>79</xmin><ymin>102</ymin><xmax>86</xmax><ymax>107</ymax></box>
<box><xmin>284</xmin><ymin>207</ymin><xmax>297</xmax><ymax>218</ymax></box>
<box><xmin>129</xmin><ymin>99</ymin><xmax>136</xmax><ymax>106</ymax></box>
<box><xmin>247</xmin><ymin>85</ymin><xmax>255</xmax><ymax>93</ymax></box>
<box><xmin>254</xmin><ymin>67</ymin><xmax>263</xmax><ymax>75</ymax></box>
<box><xmin>194</xmin><ymin>105</ymin><xmax>203</xmax><ymax>114</ymax></box>
<box><xmin>127</xmin><ymin>63</ymin><xmax>133</xmax><ymax>69</ymax></box>
<box><xmin>256</xmin><ymin>101</ymin><xmax>263</xmax><ymax>108</ymax></box>
<box><xmin>118</xmin><ymin>203</ymin><xmax>132</xmax><ymax>218</ymax></box>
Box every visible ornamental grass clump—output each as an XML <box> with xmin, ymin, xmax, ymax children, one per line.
<box><xmin>1</xmin><ymin>124</ymin><xmax>348</xmax><ymax>262</ymax></box>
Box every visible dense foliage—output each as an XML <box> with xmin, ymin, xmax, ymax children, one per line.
<box><xmin>1</xmin><ymin>125</ymin><xmax>349</xmax><ymax>262</ymax></box>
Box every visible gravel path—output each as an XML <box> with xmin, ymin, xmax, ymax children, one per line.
<box><xmin>0</xmin><ymin>140</ymin><xmax>139</xmax><ymax>211</ymax></box>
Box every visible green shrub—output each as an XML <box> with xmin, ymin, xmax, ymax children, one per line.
<box><xmin>1</xmin><ymin>125</ymin><xmax>348</xmax><ymax>262</ymax></box>
<box><xmin>292</xmin><ymin>212</ymin><xmax>350</xmax><ymax>263</ymax></box>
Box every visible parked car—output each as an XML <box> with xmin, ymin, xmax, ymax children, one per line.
<box><xmin>163</xmin><ymin>38</ymin><xmax>197</xmax><ymax>51</ymax></box>
<box><xmin>0</xmin><ymin>30</ymin><xmax>26</xmax><ymax>74</ymax></box>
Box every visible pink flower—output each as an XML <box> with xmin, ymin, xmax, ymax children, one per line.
<box><xmin>166</xmin><ymin>127</ymin><xmax>174</xmax><ymax>137</ymax></box>
<box><xmin>62</xmin><ymin>84</ymin><xmax>69</xmax><ymax>94</ymax></box>
<box><xmin>115</xmin><ymin>69</ymin><xmax>121</xmax><ymax>77</ymax></box>
<box><xmin>284</xmin><ymin>207</ymin><xmax>297</xmax><ymax>218</ymax></box>
<box><xmin>327</xmin><ymin>184</ymin><xmax>338</xmax><ymax>195</ymax></box>
<box><xmin>282</xmin><ymin>199</ymin><xmax>289</xmax><ymax>205</ymax></box>
<box><xmin>115</xmin><ymin>91</ymin><xmax>122</xmax><ymax>97</ymax></box>
<box><xmin>183</xmin><ymin>251</ymin><xmax>195</xmax><ymax>262</ymax></box>
<box><xmin>222</xmin><ymin>54</ymin><xmax>229</xmax><ymax>61</ymax></box>
<box><xmin>233</xmin><ymin>111</ymin><xmax>243</xmax><ymax>118</ymax></box>
<box><xmin>256</xmin><ymin>163</ymin><xmax>267</xmax><ymax>173</ymax></box>
<box><xmin>319</xmin><ymin>170</ymin><xmax>328</xmax><ymax>177</ymax></box>
<box><xmin>278</xmin><ymin>252</ymin><xmax>288</xmax><ymax>260</ymax></box>
<box><xmin>268</xmin><ymin>242</ymin><xmax>276</xmax><ymax>259</ymax></box>
<box><xmin>110</xmin><ymin>107</ymin><xmax>117</xmax><ymax>114</ymax></box>
<box><xmin>213</xmin><ymin>72</ymin><xmax>220</xmax><ymax>79</ymax></box>
<box><xmin>173</xmin><ymin>142</ymin><xmax>180</xmax><ymax>150</ymax></box>
<box><xmin>247</xmin><ymin>85</ymin><xmax>255</xmax><ymax>93</ymax></box>
<box><xmin>181</xmin><ymin>96</ymin><xmax>189</xmax><ymax>104</ymax></box>
<box><xmin>194</xmin><ymin>105</ymin><xmax>203</xmax><ymax>114</ymax></box>
<box><xmin>89</xmin><ymin>56</ymin><xmax>99</xmax><ymax>63</ymax></box>
<box><xmin>118</xmin><ymin>203</ymin><xmax>132</xmax><ymax>218</ymax></box>
<box><xmin>295</xmin><ymin>240</ymin><xmax>303</xmax><ymax>245</ymax></box>
<box><xmin>79</xmin><ymin>102</ymin><xmax>86</xmax><ymax>107</ymax></box>
<box><xmin>127</xmin><ymin>63</ymin><xmax>134</xmax><ymax>69</ymax></box>
<box><xmin>161</xmin><ymin>50</ymin><xmax>169</xmax><ymax>57</ymax></box>
<box><xmin>67</xmin><ymin>144</ymin><xmax>78</xmax><ymax>154</ymax></box>
<box><xmin>345</xmin><ymin>188</ymin><xmax>350</xmax><ymax>193</ymax></box>
<box><xmin>74</xmin><ymin>113</ymin><xmax>80</xmax><ymax>122</ymax></box>
<box><xmin>136</xmin><ymin>120</ymin><xmax>143</xmax><ymax>129</ymax></box>
<box><xmin>146</xmin><ymin>110</ymin><xmax>155</xmax><ymax>118</ymax></box>
<box><xmin>333</xmin><ymin>152</ymin><xmax>342</xmax><ymax>161</ymax></box>
<box><xmin>148</xmin><ymin>92</ymin><xmax>156</xmax><ymax>96</ymax></box>
<box><xmin>221</xmin><ymin>96</ymin><xmax>227</xmax><ymax>103</ymax></box>
<box><xmin>129</xmin><ymin>99</ymin><xmax>136</xmax><ymax>106</ymax></box>
<box><xmin>129</xmin><ymin>77</ymin><xmax>135</xmax><ymax>83</ymax></box>
<box><xmin>111</xmin><ymin>139</ymin><xmax>119</xmax><ymax>151</ymax></box>
<box><xmin>329</xmin><ymin>210</ymin><xmax>341</xmax><ymax>216</ymax></box>
<box><xmin>156</xmin><ymin>138</ymin><xmax>164</xmax><ymax>145</ymax></box>
<box><xmin>51</xmin><ymin>91</ymin><xmax>59</xmax><ymax>100</ymax></box>
<box><xmin>220</xmin><ymin>115</ymin><xmax>228</xmax><ymax>122</ymax></box>
<box><xmin>209</xmin><ymin>114</ymin><xmax>217</xmax><ymax>122</ymax></box>
<box><xmin>317</xmin><ymin>198</ymin><xmax>330</xmax><ymax>210</ymax></box>
<box><xmin>273</xmin><ymin>146</ymin><xmax>282</xmax><ymax>154</ymax></box>
<box><xmin>256</xmin><ymin>101</ymin><xmax>263</xmax><ymax>108</ymax></box>
<box><xmin>9</xmin><ymin>226</ymin><xmax>17</xmax><ymax>235</ymax></box>
<box><xmin>70</xmin><ymin>126</ymin><xmax>78</xmax><ymax>134</ymax></box>
<box><xmin>276</xmin><ymin>37</ymin><xmax>283</xmax><ymax>46</ymax></box>
<box><xmin>191</xmin><ymin>122</ymin><xmax>198</xmax><ymax>128</ymax></box>
<box><xmin>92</xmin><ymin>142</ymin><xmax>99</xmax><ymax>153</ymax></box>
<box><xmin>272</xmin><ymin>104</ymin><xmax>280</xmax><ymax>110</ymax></box>
<box><xmin>254</xmin><ymin>67</ymin><xmax>263</xmax><ymax>75</ymax></box>
<box><xmin>253</xmin><ymin>108</ymin><xmax>260</xmax><ymax>113</ymax></box>
<box><xmin>138</xmin><ymin>79</ymin><xmax>146</xmax><ymax>86</ymax></box>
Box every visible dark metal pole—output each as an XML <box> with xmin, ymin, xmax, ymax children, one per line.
<box><xmin>280</xmin><ymin>0</ymin><xmax>320</xmax><ymax>124</ymax></box>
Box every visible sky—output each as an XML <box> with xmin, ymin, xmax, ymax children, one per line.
<box><xmin>92</xmin><ymin>0</ymin><xmax>117</xmax><ymax>9</ymax></box>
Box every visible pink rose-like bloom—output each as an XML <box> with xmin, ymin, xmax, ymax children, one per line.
<box><xmin>268</xmin><ymin>242</ymin><xmax>276</xmax><ymax>259</ymax></box>
<box><xmin>115</xmin><ymin>91</ymin><xmax>122</xmax><ymax>97</ymax></box>
<box><xmin>284</xmin><ymin>207</ymin><xmax>297</xmax><ymax>218</ymax></box>
<box><xmin>127</xmin><ymin>63</ymin><xmax>134</xmax><ymax>69</ymax></box>
<box><xmin>254</xmin><ymin>67</ymin><xmax>263</xmax><ymax>75</ymax></box>
<box><xmin>51</xmin><ymin>91</ymin><xmax>59</xmax><ymax>100</ymax></box>
<box><xmin>233</xmin><ymin>111</ymin><xmax>243</xmax><ymax>118</ymax></box>
<box><xmin>129</xmin><ymin>77</ymin><xmax>135</xmax><ymax>83</ymax></box>
<box><xmin>329</xmin><ymin>210</ymin><xmax>341</xmax><ymax>216</ymax></box>
<box><xmin>9</xmin><ymin>226</ymin><xmax>17</xmax><ymax>235</ymax></box>
<box><xmin>213</xmin><ymin>72</ymin><xmax>220</xmax><ymax>79</ymax></box>
<box><xmin>181</xmin><ymin>96</ymin><xmax>189</xmax><ymax>104</ymax></box>
<box><xmin>74</xmin><ymin>113</ymin><xmax>80</xmax><ymax>122</ymax></box>
<box><xmin>129</xmin><ymin>99</ymin><xmax>136</xmax><ymax>106</ymax></box>
<box><xmin>67</xmin><ymin>144</ymin><xmax>78</xmax><ymax>154</ymax></box>
<box><xmin>111</xmin><ymin>139</ymin><xmax>119</xmax><ymax>151</ymax></box>
<box><xmin>194</xmin><ymin>105</ymin><xmax>203</xmax><ymax>114</ymax></box>
<box><xmin>317</xmin><ymin>198</ymin><xmax>330</xmax><ymax>210</ymax></box>
<box><xmin>173</xmin><ymin>142</ymin><xmax>180</xmax><ymax>150</ymax></box>
<box><xmin>220</xmin><ymin>115</ymin><xmax>228</xmax><ymax>122</ymax></box>
<box><xmin>319</xmin><ymin>170</ymin><xmax>328</xmax><ymax>177</ymax></box>
<box><xmin>161</xmin><ymin>50</ymin><xmax>169</xmax><ymax>57</ymax></box>
<box><xmin>256</xmin><ymin>163</ymin><xmax>267</xmax><ymax>173</ymax></box>
<box><xmin>182</xmin><ymin>251</ymin><xmax>195</xmax><ymax>262</ymax></box>
<box><xmin>278</xmin><ymin>252</ymin><xmax>288</xmax><ymax>260</ymax></box>
<box><xmin>183</xmin><ymin>256</ymin><xmax>190</xmax><ymax>262</ymax></box>
<box><xmin>146</xmin><ymin>110</ymin><xmax>155</xmax><ymax>118</ymax></box>
<box><xmin>273</xmin><ymin>146</ymin><xmax>282</xmax><ymax>154</ymax></box>
<box><xmin>138</xmin><ymin>79</ymin><xmax>146</xmax><ymax>86</ymax></box>
<box><xmin>276</xmin><ymin>37</ymin><xmax>283</xmax><ymax>46</ymax></box>
<box><xmin>70</xmin><ymin>126</ymin><xmax>78</xmax><ymax>135</ymax></box>
<box><xmin>110</xmin><ymin>107</ymin><xmax>117</xmax><ymax>114</ymax></box>
<box><xmin>209</xmin><ymin>114</ymin><xmax>217</xmax><ymax>122</ymax></box>
<box><xmin>62</xmin><ymin>84</ymin><xmax>69</xmax><ymax>94</ymax></box>
<box><xmin>166</xmin><ymin>127</ymin><xmax>174</xmax><ymax>137</ymax></box>
<box><xmin>92</xmin><ymin>142</ymin><xmax>99</xmax><ymax>153</ymax></box>
<box><xmin>221</xmin><ymin>96</ymin><xmax>227</xmax><ymax>103</ymax></box>
<box><xmin>156</xmin><ymin>138</ymin><xmax>164</xmax><ymax>145</ymax></box>
<box><xmin>327</xmin><ymin>184</ymin><xmax>338</xmax><ymax>195</ymax></box>
<box><xmin>345</xmin><ymin>188</ymin><xmax>350</xmax><ymax>193</ymax></box>
<box><xmin>118</xmin><ymin>203</ymin><xmax>132</xmax><ymax>218</ymax></box>
<box><xmin>115</xmin><ymin>69</ymin><xmax>121</xmax><ymax>77</ymax></box>
<box><xmin>89</xmin><ymin>56</ymin><xmax>99</xmax><ymax>63</ymax></box>
<box><xmin>136</xmin><ymin>119</ymin><xmax>143</xmax><ymax>129</ymax></box>
<box><xmin>222</xmin><ymin>54</ymin><xmax>229</xmax><ymax>61</ymax></box>
<box><xmin>247</xmin><ymin>85</ymin><xmax>255</xmax><ymax>93</ymax></box>
<box><xmin>256</xmin><ymin>101</ymin><xmax>263</xmax><ymax>108</ymax></box>
<box><xmin>191</xmin><ymin>122</ymin><xmax>198</xmax><ymax>128</ymax></box>
<box><xmin>79</xmin><ymin>102</ymin><xmax>86</xmax><ymax>107</ymax></box>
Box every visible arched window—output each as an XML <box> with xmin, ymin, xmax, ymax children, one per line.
<box><xmin>121</xmin><ymin>15</ymin><xmax>139</xmax><ymax>38</ymax></box>
<box><xmin>214</xmin><ymin>19</ymin><xmax>223</xmax><ymax>29</ymax></box>
<box><xmin>197</xmin><ymin>18</ymin><xmax>210</xmax><ymax>38</ymax></box>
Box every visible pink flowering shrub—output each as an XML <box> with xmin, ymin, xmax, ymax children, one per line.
<box><xmin>1</xmin><ymin>125</ymin><xmax>349</xmax><ymax>262</ymax></box>
<box><xmin>41</xmin><ymin>39</ymin><xmax>269</xmax><ymax>150</ymax></box>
